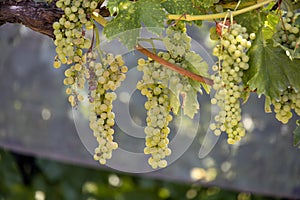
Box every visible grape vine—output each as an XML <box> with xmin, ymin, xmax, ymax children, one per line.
<box><xmin>46</xmin><ymin>0</ymin><xmax>300</xmax><ymax>169</ymax></box>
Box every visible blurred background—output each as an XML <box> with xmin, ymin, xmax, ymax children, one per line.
<box><xmin>0</xmin><ymin>23</ymin><xmax>300</xmax><ymax>199</ymax></box>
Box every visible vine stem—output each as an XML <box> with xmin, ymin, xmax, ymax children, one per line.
<box><xmin>135</xmin><ymin>44</ymin><xmax>214</xmax><ymax>86</ymax></box>
<box><xmin>168</xmin><ymin>0</ymin><xmax>274</xmax><ymax>21</ymax></box>
<box><xmin>92</xmin><ymin>11</ymin><xmax>107</xmax><ymax>27</ymax></box>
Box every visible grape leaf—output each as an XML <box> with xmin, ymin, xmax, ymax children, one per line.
<box><xmin>264</xmin><ymin>96</ymin><xmax>272</xmax><ymax>113</ymax></box>
<box><xmin>293</xmin><ymin>120</ymin><xmax>300</xmax><ymax>147</ymax></box>
<box><xmin>137</xmin><ymin>0</ymin><xmax>165</xmax><ymax>35</ymax></box>
<box><xmin>103</xmin><ymin>1</ymin><xmax>140</xmax><ymax>49</ymax></box>
<box><xmin>243</xmin><ymin>29</ymin><xmax>300</xmax><ymax>100</ymax></box>
<box><xmin>241</xmin><ymin>88</ymin><xmax>251</xmax><ymax>104</ymax></box>
<box><xmin>104</xmin><ymin>0</ymin><xmax>165</xmax><ymax>49</ymax></box>
<box><xmin>194</xmin><ymin>0</ymin><xmax>214</xmax><ymax>8</ymax></box>
<box><xmin>170</xmin><ymin>92</ymin><xmax>181</xmax><ymax>115</ymax></box>
<box><xmin>106</xmin><ymin>0</ymin><xmax>123</xmax><ymax>15</ymax></box>
<box><xmin>184</xmin><ymin>51</ymin><xmax>210</xmax><ymax>94</ymax></box>
<box><xmin>295</xmin><ymin>14</ymin><xmax>300</xmax><ymax>26</ymax></box>
<box><xmin>168</xmin><ymin>76</ymin><xmax>180</xmax><ymax>115</ymax></box>
<box><xmin>262</xmin><ymin>12</ymin><xmax>280</xmax><ymax>40</ymax></box>
<box><xmin>161</xmin><ymin>0</ymin><xmax>203</xmax><ymax>26</ymax></box>
<box><xmin>182</xmin><ymin>89</ymin><xmax>199</xmax><ymax>119</ymax></box>
<box><xmin>235</xmin><ymin>10</ymin><xmax>266</xmax><ymax>34</ymax></box>
<box><xmin>162</xmin><ymin>0</ymin><xmax>202</xmax><ymax>15</ymax></box>
<box><xmin>209</xmin><ymin>26</ymin><xmax>219</xmax><ymax>41</ymax></box>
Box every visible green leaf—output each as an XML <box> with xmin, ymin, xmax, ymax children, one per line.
<box><xmin>184</xmin><ymin>51</ymin><xmax>210</xmax><ymax>94</ymax></box>
<box><xmin>170</xmin><ymin>92</ymin><xmax>181</xmax><ymax>115</ymax></box>
<box><xmin>234</xmin><ymin>10</ymin><xmax>266</xmax><ymax>34</ymax></box>
<box><xmin>295</xmin><ymin>14</ymin><xmax>300</xmax><ymax>26</ymax></box>
<box><xmin>103</xmin><ymin>1</ymin><xmax>140</xmax><ymax>49</ymax></box>
<box><xmin>161</xmin><ymin>0</ymin><xmax>204</xmax><ymax>26</ymax></box>
<box><xmin>106</xmin><ymin>0</ymin><xmax>123</xmax><ymax>15</ymax></box>
<box><xmin>162</xmin><ymin>0</ymin><xmax>200</xmax><ymax>15</ymax></box>
<box><xmin>185</xmin><ymin>52</ymin><xmax>209</xmax><ymax>77</ymax></box>
<box><xmin>241</xmin><ymin>88</ymin><xmax>251</xmax><ymax>104</ymax></box>
<box><xmin>169</xmin><ymin>80</ymin><xmax>181</xmax><ymax>115</ymax></box>
<box><xmin>182</xmin><ymin>89</ymin><xmax>199</xmax><ymax>118</ymax></box>
<box><xmin>243</xmin><ymin>29</ymin><xmax>300</xmax><ymax>100</ymax></box>
<box><xmin>188</xmin><ymin>79</ymin><xmax>202</xmax><ymax>94</ymax></box>
<box><xmin>194</xmin><ymin>0</ymin><xmax>214</xmax><ymax>8</ymax></box>
<box><xmin>137</xmin><ymin>0</ymin><xmax>166</xmax><ymax>35</ymax></box>
<box><xmin>293</xmin><ymin>120</ymin><xmax>300</xmax><ymax>146</ymax></box>
<box><xmin>262</xmin><ymin>12</ymin><xmax>280</xmax><ymax>40</ymax></box>
<box><xmin>209</xmin><ymin>26</ymin><xmax>219</xmax><ymax>41</ymax></box>
<box><xmin>264</xmin><ymin>96</ymin><xmax>272</xmax><ymax>113</ymax></box>
<box><xmin>104</xmin><ymin>0</ymin><xmax>165</xmax><ymax>49</ymax></box>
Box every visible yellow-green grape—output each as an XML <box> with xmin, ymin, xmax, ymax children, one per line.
<box><xmin>273</xmin><ymin>11</ymin><xmax>300</xmax><ymax>50</ymax></box>
<box><xmin>210</xmin><ymin>23</ymin><xmax>255</xmax><ymax>144</ymax></box>
<box><xmin>136</xmin><ymin>24</ymin><xmax>204</xmax><ymax>169</ymax></box>
<box><xmin>53</xmin><ymin>60</ymin><xmax>61</xmax><ymax>68</ymax></box>
<box><xmin>52</xmin><ymin>0</ymin><xmax>100</xmax><ymax>107</ymax></box>
<box><xmin>88</xmin><ymin>52</ymin><xmax>127</xmax><ymax>165</ymax></box>
<box><xmin>137</xmin><ymin>57</ymin><xmax>173</xmax><ymax>169</ymax></box>
<box><xmin>163</xmin><ymin>25</ymin><xmax>191</xmax><ymax>58</ymax></box>
<box><xmin>271</xmin><ymin>88</ymin><xmax>300</xmax><ymax>124</ymax></box>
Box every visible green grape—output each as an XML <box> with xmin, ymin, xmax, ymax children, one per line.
<box><xmin>211</xmin><ymin>23</ymin><xmax>255</xmax><ymax>144</ymax></box>
<box><xmin>274</xmin><ymin>11</ymin><xmax>300</xmax><ymax>51</ymax></box>
<box><xmin>137</xmin><ymin>57</ymin><xmax>173</xmax><ymax>169</ymax></box>
<box><xmin>52</xmin><ymin>0</ymin><xmax>130</xmax><ymax>166</ymax></box>
<box><xmin>215</xmin><ymin>5</ymin><xmax>223</xmax><ymax>13</ymax></box>
<box><xmin>136</xmin><ymin>24</ymin><xmax>207</xmax><ymax>168</ymax></box>
<box><xmin>53</xmin><ymin>0</ymin><xmax>101</xmax><ymax>106</ymax></box>
<box><xmin>269</xmin><ymin>87</ymin><xmax>300</xmax><ymax>124</ymax></box>
<box><xmin>88</xmin><ymin>52</ymin><xmax>127</xmax><ymax>165</ymax></box>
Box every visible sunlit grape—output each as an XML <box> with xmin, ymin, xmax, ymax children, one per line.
<box><xmin>211</xmin><ymin>23</ymin><xmax>254</xmax><ymax>144</ymax></box>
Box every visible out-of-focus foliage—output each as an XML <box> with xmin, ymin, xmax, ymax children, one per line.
<box><xmin>0</xmin><ymin>149</ymin><xmax>279</xmax><ymax>200</ymax></box>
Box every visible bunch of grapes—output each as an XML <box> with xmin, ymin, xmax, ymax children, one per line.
<box><xmin>269</xmin><ymin>11</ymin><xmax>300</xmax><ymax>123</ymax></box>
<box><xmin>53</xmin><ymin>0</ymin><xmax>100</xmax><ymax>106</ymax></box>
<box><xmin>163</xmin><ymin>24</ymin><xmax>191</xmax><ymax>58</ymax></box>
<box><xmin>136</xmin><ymin>24</ymin><xmax>208</xmax><ymax>168</ymax></box>
<box><xmin>52</xmin><ymin>0</ymin><xmax>130</xmax><ymax>165</ymax></box>
<box><xmin>163</xmin><ymin>24</ymin><xmax>203</xmax><ymax>100</ymax></box>
<box><xmin>273</xmin><ymin>11</ymin><xmax>300</xmax><ymax>57</ymax></box>
<box><xmin>270</xmin><ymin>88</ymin><xmax>300</xmax><ymax>124</ymax></box>
<box><xmin>137</xmin><ymin>58</ymin><xmax>173</xmax><ymax>169</ymax></box>
<box><xmin>210</xmin><ymin>22</ymin><xmax>255</xmax><ymax>144</ymax></box>
<box><xmin>87</xmin><ymin>52</ymin><xmax>127</xmax><ymax>165</ymax></box>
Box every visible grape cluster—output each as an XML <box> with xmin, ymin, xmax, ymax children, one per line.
<box><xmin>274</xmin><ymin>11</ymin><xmax>300</xmax><ymax>53</ymax></box>
<box><xmin>53</xmin><ymin>0</ymin><xmax>100</xmax><ymax>106</ymax></box>
<box><xmin>162</xmin><ymin>25</ymin><xmax>201</xmax><ymax>97</ymax></box>
<box><xmin>163</xmin><ymin>24</ymin><xmax>191</xmax><ymax>58</ymax></box>
<box><xmin>271</xmin><ymin>12</ymin><xmax>300</xmax><ymax>123</ymax></box>
<box><xmin>137</xmin><ymin>58</ymin><xmax>173</xmax><ymax>169</ymax></box>
<box><xmin>53</xmin><ymin>0</ymin><xmax>128</xmax><ymax>165</ymax></box>
<box><xmin>88</xmin><ymin>52</ymin><xmax>127</xmax><ymax>165</ymax></box>
<box><xmin>210</xmin><ymin>23</ymin><xmax>255</xmax><ymax>144</ymax></box>
<box><xmin>270</xmin><ymin>88</ymin><xmax>300</xmax><ymax>124</ymax></box>
<box><xmin>136</xmin><ymin>24</ymin><xmax>207</xmax><ymax>168</ymax></box>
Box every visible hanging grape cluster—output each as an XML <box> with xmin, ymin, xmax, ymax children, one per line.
<box><xmin>136</xmin><ymin>57</ymin><xmax>173</xmax><ymax>169</ymax></box>
<box><xmin>52</xmin><ymin>0</ymin><xmax>129</xmax><ymax>165</ymax></box>
<box><xmin>136</xmin><ymin>24</ymin><xmax>209</xmax><ymax>168</ymax></box>
<box><xmin>269</xmin><ymin>88</ymin><xmax>300</xmax><ymax>124</ymax></box>
<box><xmin>274</xmin><ymin>11</ymin><xmax>300</xmax><ymax>58</ymax></box>
<box><xmin>88</xmin><ymin>52</ymin><xmax>127</xmax><ymax>165</ymax></box>
<box><xmin>267</xmin><ymin>11</ymin><xmax>300</xmax><ymax>124</ymax></box>
<box><xmin>210</xmin><ymin>22</ymin><xmax>255</xmax><ymax>144</ymax></box>
<box><xmin>53</xmin><ymin>0</ymin><xmax>99</xmax><ymax>106</ymax></box>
